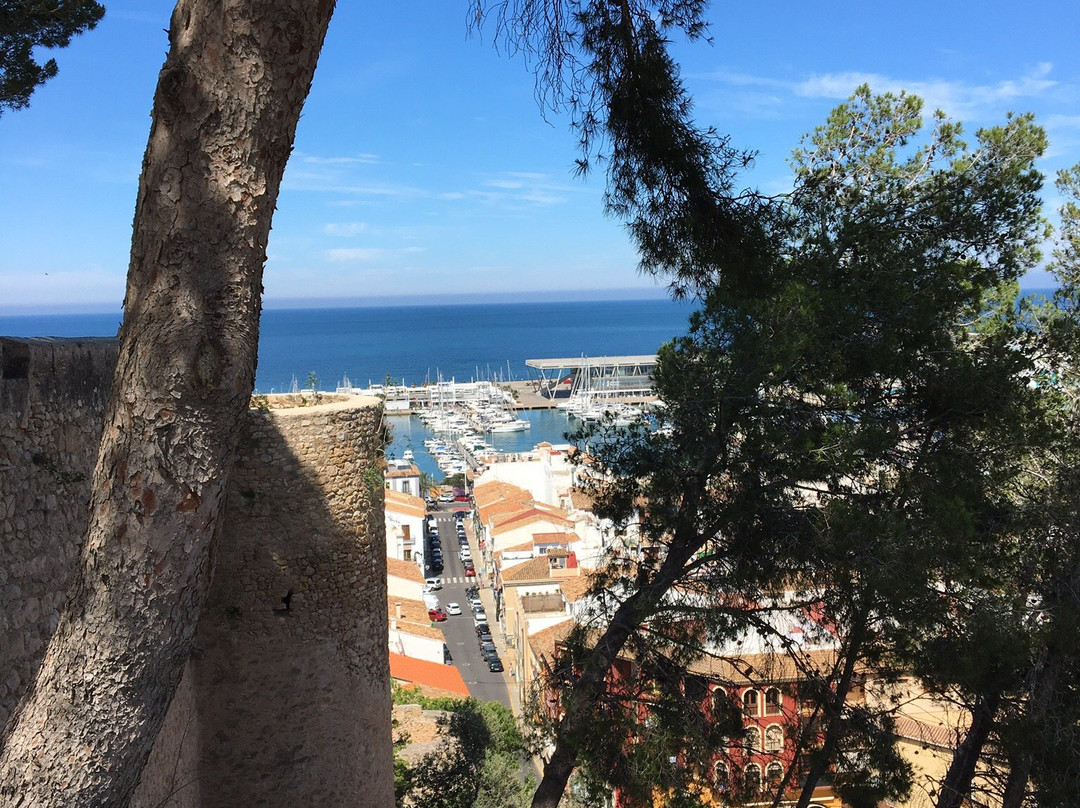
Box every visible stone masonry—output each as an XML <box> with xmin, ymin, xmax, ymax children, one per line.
<box><xmin>0</xmin><ymin>337</ymin><xmax>393</xmax><ymax>807</ymax></box>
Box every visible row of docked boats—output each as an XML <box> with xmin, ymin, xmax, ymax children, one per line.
<box><xmin>557</xmin><ymin>393</ymin><xmax>649</xmax><ymax>427</ymax></box>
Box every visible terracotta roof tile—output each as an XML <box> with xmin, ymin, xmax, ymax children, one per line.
<box><xmin>569</xmin><ymin>489</ymin><xmax>596</xmax><ymax>510</ymax></box>
<box><xmin>389</xmin><ymin>652</ymin><xmax>470</xmax><ymax>697</ymax></box>
<box><xmin>893</xmin><ymin>715</ymin><xmax>957</xmax><ymax>750</ymax></box>
<box><xmin>684</xmin><ymin>647</ymin><xmax>839</xmax><ymax>686</ymax></box>
<box><xmin>385</xmin><ymin>488</ymin><xmax>427</xmax><ymax>517</ymax></box>
<box><xmin>388</xmin><ymin>596</ymin><xmax>445</xmax><ymax>639</ymax></box>
<box><xmin>532</xmin><ymin>531</ymin><xmax>579</xmax><ymax>545</ymax></box>
<box><xmin>491</xmin><ymin>509</ymin><xmax>573</xmax><ymax>535</ymax></box>
<box><xmin>502</xmin><ymin>556</ymin><xmax>553</xmax><ymax>582</ymax></box>
<box><xmin>527</xmin><ymin>620</ymin><xmax>574</xmax><ymax>665</ymax></box>
<box><xmin>493</xmin><ymin>540</ymin><xmax>535</xmax><ymax>562</ymax></box>
<box><xmin>386</xmin><ymin>556</ymin><xmax>424</xmax><ymax>583</ymax></box>
<box><xmin>473</xmin><ymin>480</ymin><xmax>531</xmax><ymax>507</ymax></box>
<box><xmin>559</xmin><ymin>575</ymin><xmax>596</xmax><ymax>603</ymax></box>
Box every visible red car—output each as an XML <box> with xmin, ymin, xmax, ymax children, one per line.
<box><xmin>428</xmin><ymin>608</ymin><xmax>447</xmax><ymax>622</ymax></box>
<box><xmin>464</xmin><ymin>567</ymin><xmax>476</xmax><ymax>577</ymax></box>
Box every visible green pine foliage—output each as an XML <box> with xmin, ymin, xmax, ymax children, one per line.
<box><xmin>555</xmin><ymin>88</ymin><xmax>1057</xmax><ymax>808</ymax></box>
<box><xmin>0</xmin><ymin>0</ymin><xmax>104</xmax><ymax>114</ymax></box>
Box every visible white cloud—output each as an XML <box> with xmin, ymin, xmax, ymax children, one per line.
<box><xmin>1046</xmin><ymin>114</ymin><xmax>1080</xmax><ymax>130</ymax></box>
<box><xmin>698</xmin><ymin>64</ymin><xmax>1063</xmax><ymax>123</ymax></box>
<box><xmin>793</xmin><ymin>64</ymin><xmax>1058</xmax><ymax>118</ymax></box>
<box><xmin>323</xmin><ymin>222</ymin><xmax>372</xmax><ymax>237</ymax></box>
<box><xmin>326</xmin><ymin>246</ymin><xmax>423</xmax><ymax>263</ymax></box>
<box><xmin>302</xmin><ymin>153</ymin><xmax>380</xmax><ymax>165</ymax></box>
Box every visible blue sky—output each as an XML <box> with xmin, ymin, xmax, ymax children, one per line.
<box><xmin>1</xmin><ymin>1</ymin><xmax>1078</xmax><ymax>314</ymax></box>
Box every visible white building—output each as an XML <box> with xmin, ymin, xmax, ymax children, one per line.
<box><xmin>385</xmin><ymin>458</ymin><xmax>422</xmax><ymax>498</ymax></box>
<box><xmin>385</xmin><ymin>488</ymin><xmax>426</xmax><ymax>564</ymax></box>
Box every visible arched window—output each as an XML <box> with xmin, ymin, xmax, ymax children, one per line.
<box><xmin>765</xmin><ymin>687</ymin><xmax>782</xmax><ymax>715</ymax></box>
<box><xmin>713</xmin><ymin>761</ymin><xmax>728</xmax><ymax>787</ymax></box>
<box><xmin>745</xmin><ymin>763</ymin><xmax>762</xmax><ymax>793</ymax></box>
<box><xmin>744</xmin><ymin>725</ymin><xmax>762</xmax><ymax>754</ymax></box>
<box><xmin>766</xmin><ymin>762</ymin><xmax>784</xmax><ymax>788</ymax></box>
<box><xmin>765</xmin><ymin>724</ymin><xmax>784</xmax><ymax>753</ymax></box>
<box><xmin>742</xmin><ymin>688</ymin><xmax>759</xmax><ymax>717</ymax></box>
<box><xmin>713</xmin><ymin>688</ymin><xmax>730</xmax><ymax>718</ymax></box>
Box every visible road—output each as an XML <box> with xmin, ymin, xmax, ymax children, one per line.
<box><xmin>426</xmin><ymin>509</ymin><xmax>510</xmax><ymax>708</ymax></box>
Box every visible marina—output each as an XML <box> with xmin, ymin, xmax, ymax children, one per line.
<box><xmin>380</xmin><ymin>355</ymin><xmax>661</xmax><ymax>483</ymax></box>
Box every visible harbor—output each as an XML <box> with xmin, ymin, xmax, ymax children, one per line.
<box><xmin>378</xmin><ymin>354</ymin><xmax>662</xmax><ymax>482</ymax></box>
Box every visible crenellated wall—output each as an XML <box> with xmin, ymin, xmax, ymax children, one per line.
<box><xmin>0</xmin><ymin>337</ymin><xmax>392</xmax><ymax>807</ymax></box>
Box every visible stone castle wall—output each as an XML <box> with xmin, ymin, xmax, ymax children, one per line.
<box><xmin>0</xmin><ymin>337</ymin><xmax>118</xmax><ymax>727</ymax></box>
<box><xmin>0</xmin><ymin>338</ymin><xmax>392</xmax><ymax>807</ymax></box>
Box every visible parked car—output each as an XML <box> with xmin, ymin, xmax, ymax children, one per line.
<box><xmin>487</xmin><ymin>658</ymin><xmax>504</xmax><ymax>673</ymax></box>
<box><xmin>428</xmin><ymin>608</ymin><xmax>447</xmax><ymax>622</ymax></box>
<box><xmin>472</xmin><ymin>610</ymin><xmax>488</xmax><ymax>625</ymax></box>
<box><xmin>474</xmin><ymin>623</ymin><xmax>490</xmax><ymax>636</ymax></box>
<box><xmin>476</xmin><ymin>631</ymin><xmax>493</xmax><ymax>645</ymax></box>
<box><xmin>479</xmin><ymin>641</ymin><xmax>498</xmax><ymax>660</ymax></box>
<box><xmin>438</xmin><ymin>492</ymin><xmax>454</xmax><ymax>503</ymax></box>
<box><xmin>464</xmin><ymin>567</ymin><xmax>476</xmax><ymax>577</ymax></box>
<box><xmin>424</xmin><ymin>577</ymin><xmax>443</xmax><ymax>590</ymax></box>
<box><xmin>446</xmin><ymin>602</ymin><xmax>462</xmax><ymax>615</ymax></box>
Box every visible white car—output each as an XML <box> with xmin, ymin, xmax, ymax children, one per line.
<box><xmin>446</xmin><ymin>602</ymin><xmax>462</xmax><ymax>615</ymax></box>
<box><xmin>424</xmin><ymin>577</ymin><xmax>443</xmax><ymax>590</ymax></box>
<box><xmin>472</xmin><ymin>609</ymin><xmax>488</xmax><ymax>625</ymax></box>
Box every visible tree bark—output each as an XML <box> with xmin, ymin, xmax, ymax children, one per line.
<box><xmin>0</xmin><ymin>2</ymin><xmax>335</xmax><ymax>805</ymax></box>
<box><xmin>792</xmin><ymin>608</ymin><xmax>869</xmax><ymax>808</ymax></box>
<box><xmin>531</xmin><ymin>507</ymin><xmax>712</xmax><ymax>808</ymax></box>
<box><xmin>935</xmin><ymin>693</ymin><xmax>1001</xmax><ymax>808</ymax></box>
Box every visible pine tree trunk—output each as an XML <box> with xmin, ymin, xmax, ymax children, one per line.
<box><xmin>531</xmin><ymin>511</ymin><xmax>710</xmax><ymax>808</ymax></box>
<box><xmin>935</xmin><ymin>693</ymin><xmax>1001</xmax><ymax>808</ymax></box>
<box><xmin>0</xmin><ymin>2</ymin><xmax>335</xmax><ymax>805</ymax></box>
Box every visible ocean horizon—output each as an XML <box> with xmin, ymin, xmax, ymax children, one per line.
<box><xmin>0</xmin><ymin>296</ymin><xmax>697</xmax><ymax>394</ymax></box>
<box><xmin>0</xmin><ymin>288</ymin><xmax>1057</xmax><ymax>395</ymax></box>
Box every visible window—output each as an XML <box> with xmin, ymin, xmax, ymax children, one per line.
<box><xmin>745</xmin><ymin>763</ymin><xmax>762</xmax><ymax>793</ymax></box>
<box><xmin>713</xmin><ymin>761</ymin><xmax>728</xmax><ymax>786</ymax></box>
<box><xmin>765</xmin><ymin>724</ymin><xmax>784</xmax><ymax>753</ymax></box>
<box><xmin>712</xmin><ymin>688</ymin><xmax>730</xmax><ymax>718</ymax></box>
<box><xmin>742</xmin><ymin>688</ymin><xmax>759</xmax><ymax>717</ymax></box>
<box><xmin>744</xmin><ymin>725</ymin><xmax>762</xmax><ymax>754</ymax></box>
<box><xmin>765</xmin><ymin>687</ymin><xmax>782</xmax><ymax>715</ymax></box>
<box><xmin>766</xmin><ymin>762</ymin><xmax>784</xmax><ymax>788</ymax></box>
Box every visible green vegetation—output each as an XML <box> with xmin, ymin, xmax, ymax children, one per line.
<box><xmin>0</xmin><ymin>0</ymin><xmax>104</xmax><ymax>115</ymax></box>
<box><xmin>532</xmin><ymin>84</ymin><xmax>1069</xmax><ymax>808</ymax></box>
<box><xmin>392</xmin><ymin>686</ymin><xmax>535</xmax><ymax>808</ymax></box>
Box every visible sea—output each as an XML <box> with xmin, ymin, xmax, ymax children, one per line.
<box><xmin>0</xmin><ymin>297</ymin><xmax>696</xmax><ymax>481</ymax></box>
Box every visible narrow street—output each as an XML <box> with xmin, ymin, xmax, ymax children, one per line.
<box><xmin>427</xmin><ymin>509</ymin><xmax>511</xmax><ymax>708</ymax></box>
